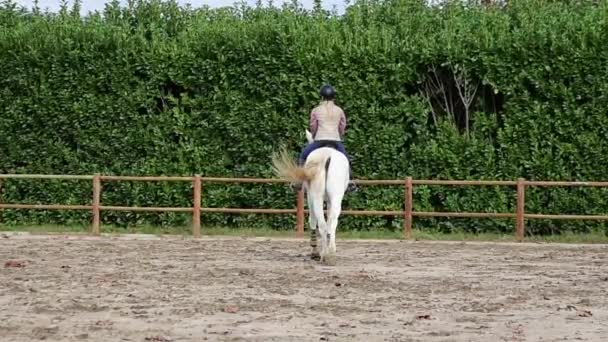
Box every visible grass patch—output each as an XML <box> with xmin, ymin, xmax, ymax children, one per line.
<box><xmin>0</xmin><ymin>224</ymin><xmax>606</xmax><ymax>243</ymax></box>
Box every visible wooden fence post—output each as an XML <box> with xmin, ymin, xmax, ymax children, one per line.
<box><xmin>404</xmin><ymin>176</ymin><xmax>413</xmax><ymax>240</ymax></box>
<box><xmin>92</xmin><ymin>173</ymin><xmax>101</xmax><ymax>235</ymax></box>
<box><xmin>516</xmin><ymin>178</ymin><xmax>526</xmax><ymax>242</ymax></box>
<box><xmin>193</xmin><ymin>175</ymin><xmax>202</xmax><ymax>238</ymax></box>
<box><xmin>296</xmin><ymin>189</ymin><xmax>305</xmax><ymax>238</ymax></box>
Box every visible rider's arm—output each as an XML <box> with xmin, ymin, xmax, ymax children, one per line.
<box><xmin>338</xmin><ymin>110</ymin><xmax>346</xmax><ymax>138</ymax></box>
<box><xmin>310</xmin><ymin>111</ymin><xmax>319</xmax><ymax>137</ymax></box>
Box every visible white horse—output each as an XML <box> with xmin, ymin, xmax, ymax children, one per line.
<box><xmin>272</xmin><ymin>130</ymin><xmax>350</xmax><ymax>266</ymax></box>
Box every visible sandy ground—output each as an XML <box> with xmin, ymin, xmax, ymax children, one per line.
<box><xmin>1</xmin><ymin>233</ymin><xmax>607</xmax><ymax>342</ymax></box>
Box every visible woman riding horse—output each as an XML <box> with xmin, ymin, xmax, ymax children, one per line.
<box><xmin>292</xmin><ymin>85</ymin><xmax>357</xmax><ymax>193</ymax></box>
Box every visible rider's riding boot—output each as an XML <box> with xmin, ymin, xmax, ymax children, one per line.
<box><xmin>290</xmin><ymin>182</ymin><xmax>303</xmax><ymax>192</ymax></box>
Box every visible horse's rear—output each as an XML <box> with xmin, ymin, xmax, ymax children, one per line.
<box><xmin>305</xmin><ymin>147</ymin><xmax>349</xmax><ymax>265</ymax></box>
<box><xmin>271</xmin><ymin>135</ymin><xmax>350</xmax><ymax>266</ymax></box>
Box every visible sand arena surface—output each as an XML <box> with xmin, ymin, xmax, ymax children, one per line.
<box><xmin>1</xmin><ymin>233</ymin><xmax>607</xmax><ymax>341</ymax></box>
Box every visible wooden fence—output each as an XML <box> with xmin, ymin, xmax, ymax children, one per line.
<box><xmin>1</xmin><ymin>174</ymin><xmax>608</xmax><ymax>241</ymax></box>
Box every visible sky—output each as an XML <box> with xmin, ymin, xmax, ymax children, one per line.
<box><xmin>13</xmin><ymin>0</ymin><xmax>347</xmax><ymax>15</ymax></box>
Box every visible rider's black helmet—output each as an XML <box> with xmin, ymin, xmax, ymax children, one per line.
<box><xmin>320</xmin><ymin>84</ymin><xmax>336</xmax><ymax>100</ymax></box>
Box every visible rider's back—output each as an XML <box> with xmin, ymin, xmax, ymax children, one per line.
<box><xmin>311</xmin><ymin>101</ymin><xmax>345</xmax><ymax>141</ymax></box>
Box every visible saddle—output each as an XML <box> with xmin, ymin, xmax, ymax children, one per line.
<box><xmin>315</xmin><ymin>140</ymin><xmax>342</xmax><ymax>151</ymax></box>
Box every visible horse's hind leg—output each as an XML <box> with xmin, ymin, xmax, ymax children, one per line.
<box><xmin>309</xmin><ymin>186</ymin><xmax>329</xmax><ymax>262</ymax></box>
<box><xmin>322</xmin><ymin>158</ymin><xmax>348</xmax><ymax>266</ymax></box>
<box><xmin>323</xmin><ymin>194</ymin><xmax>343</xmax><ymax>266</ymax></box>
<box><xmin>307</xmin><ymin>190</ymin><xmax>321</xmax><ymax>260</ymax></box>
<box><xmin>309</xmin><ymin>211</ymin><xmax>320</xmax><ymax>260</ymax></box>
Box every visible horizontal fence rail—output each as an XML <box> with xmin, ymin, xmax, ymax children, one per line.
<box><xmin>1</xmin><ymin>174</ymin><xmax>608</xmax><ymax>240</ymax></box>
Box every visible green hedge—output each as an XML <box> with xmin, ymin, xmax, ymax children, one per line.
<box><xmin>1</xmin><ymin>0</ymin><xmax>608</xmax><ymax>235</ymax></box>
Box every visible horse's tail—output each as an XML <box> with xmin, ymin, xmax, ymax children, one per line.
<box><xmin>272</xmin><ymin>147</ymin><xmax>324</xmax><ymax>183</ymax></box>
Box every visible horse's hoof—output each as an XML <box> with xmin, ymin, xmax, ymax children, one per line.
<box><xmin>321</xmin><ymin>254</ymin><xmax>337</xmax><ymax>266</ymax></box>
<box><xmin>310</xmin><ymin>251</ymin><xmax>320</xmax><ymax>260</ymax></box>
